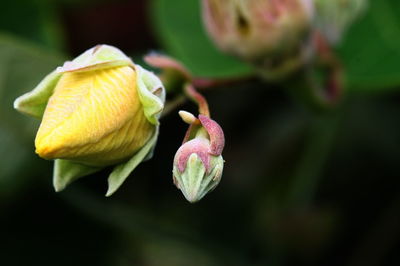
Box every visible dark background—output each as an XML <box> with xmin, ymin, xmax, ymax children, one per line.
<box><xmin>0</xmin><ymin>0</ymin><xmax>400</xmax><ymax>265</ymax></box>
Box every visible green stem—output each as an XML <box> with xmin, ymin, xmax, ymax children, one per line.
<box><xmin>310</xmin><ymin>31</ymin><xmax>344</xmax><ymax>107</ymax></box>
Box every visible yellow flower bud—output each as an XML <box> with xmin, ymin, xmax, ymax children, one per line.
<box><xmin>14</xmin><ymin>45</ymin><xmax>165</xmax><ymax>195</ymax></box>
<box><xmin>35</xmin><ymin>66</ymin><xmax>153</xmax><ymax>166</ymax></box>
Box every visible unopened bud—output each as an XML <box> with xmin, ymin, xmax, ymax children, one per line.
<box><xmin>14</xmin><ymin>45</ymin><xmax>165</xmax><ymax>195</ymax></box>
<box><xmin>173</xmin><ymin>115</ymin><xmax>224</xmax><ymax>203</ymax></box>
<box><xmin>202</xmin><ymin>0</ymin><xmax>314</xmax><ymax>79</ymax></box>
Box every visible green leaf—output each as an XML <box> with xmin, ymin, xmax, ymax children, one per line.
<box><xmin>14</xmin><ymin>70</ymin><xmax>61</xmax><ymax>119</ymax></box>
<box><xmin>0</xmin><ymin>33</ymin><xmax>64</xmax><ymax>198</ymax></box>
<box><xmin>0</xmin><ymin>125</ymin><xmax>31</xmax><ymax>198</ymax></box>
<box><xmin>0</xmin><ymin>0</ymin><xmax>65</xmax><ymax>51</ymax></box>
<box><xmin>53</xmin><ymin>159</ymin><xmax>102</xmax><ymax>192</ymax></box>
<box><xmin>338</xmin><ymin>0</ymin><xmax>400</xmax><ymax>92</ymax></box>
<box><xmin>151</xmin><ymin>0</ymin><xmax>251</xmax><ymax>78</ymax></box>
<box><xmin>0</xmin><ymin>33</ymin><xmax>64</xmax><ymax>138</ymax></box>
<box><xmin>106</xmin><ymin>127</ymin><xmax>159</xmax><ymax>196</ymax></box>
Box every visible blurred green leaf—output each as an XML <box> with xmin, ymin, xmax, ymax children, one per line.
<box><xmin>0</xmin><ymin>33</ymin><xmax>64</xmax><ymax>199</ymax></box>
<box><xmin>0</xmin><ymin>33</ymin><xmax>64</xmax><ymax>137</ymax></box>
<box><xmin>0</xmin><ymin>0</ymin><xmax>65</xmax><ymax>51</ymax></box>
<box><xmin>339</xmin><ymin>0</ymin><xmax>400</xmax><ymax>92</ymax></box>
<box><xmin>0</xmin><ymin>126</ymin><xmax>30</xmax><ymax>196</ymax></box>
<box><xmin>151</xmin><ymin>0</ymin><xmax>400</xmax><ymax>91</ymax></box>
<box><xmin>151</xmin><ymin>0</ymin><xmax>251</xmax><ymax>78</ymax></box>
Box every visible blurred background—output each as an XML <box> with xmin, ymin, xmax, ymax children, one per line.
<box><xmin>1</xmin><ymin>0</ymin><xmax>400</xmax><ymax>265</ymax></box>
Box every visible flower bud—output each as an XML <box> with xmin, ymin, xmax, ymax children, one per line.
<box><xmin>202</xmin><ymin>0</ymin><xmax>314</xmax><ymax>79</ymax></box>
<box><xmin>314</xmin><ymin>0</ymin><xmax>368</xmax><ymax>44</ymax></box>
<box><xmin>173</xmin><ymin>114</ymin><xmax>224</xmax><ymax>203</ymax></box>
<box><xmin>14</xmin><ymin>45</ymin><xmax>165</xmax><ymax>195</ymax></box>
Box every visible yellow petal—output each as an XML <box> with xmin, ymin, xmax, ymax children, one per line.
<box><xmin>35</xmin><ymin>66</ymin><xmax>153</xmax><ymax>166</ymax></box>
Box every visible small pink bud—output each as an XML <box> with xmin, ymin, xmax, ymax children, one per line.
<box><xmin>173</xmin><ymin>115</ymin><xmax>225</xmax><ymax>202</ymax></box>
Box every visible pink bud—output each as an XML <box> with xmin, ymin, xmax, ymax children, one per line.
<box><xmin>202</xmin><ymin>0</ymin><xmax>314</xmax><ymax>79</ymax></box>
<box><xmin>174</xmin><ymin>138</ymin><xmax>211</xmax><ymax>173</ymax></box>
<box><xmin>172</xmin><ymin>114</ymin><xmax>225</xmax><ymax>202</ymax></box>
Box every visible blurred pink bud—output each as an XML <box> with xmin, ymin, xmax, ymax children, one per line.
<box><xmin>202</xmin><ymin>0</ymin><xmax>314</xmax><ymax>79</ymax></box>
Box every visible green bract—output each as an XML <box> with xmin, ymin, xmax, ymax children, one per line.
<box><xmin>173</xmin><ymin>148</ymin><xmax>224</xmax><ymax>203</ymax></box>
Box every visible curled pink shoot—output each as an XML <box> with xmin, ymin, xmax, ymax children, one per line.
<box><xmin>144</xmin><ymin>53</ymin><xmax>192</xmax><ymax>81</ymax></box>
<box><xmin>198</xmin><ymin>115</ymin><xmax>225</xmax><ymax>156</ymax></box>
<box><xmin>175</xmin><ymin>138</ymin><xmax>211</xmax><ymax>173</ymax></box>
<box><xmin>184</xmin><ymin>84</ymin><xmax>210</xmax><ymax>117</ymax></box>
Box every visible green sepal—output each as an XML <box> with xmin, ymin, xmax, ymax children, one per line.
<box><xmin>56</xmin><ymin>44</ymin><xmax>133</xmax><ymax>73</ymax></box>
<box><xmin>173</xmin><ymin>153</ymin><xmax>206</xmax><ymax>203</ymax></box>
<box><xmin>199</xmin><ymin>155</ymin><xmax>224</xmax><ymax>199</ymax></box>
<box><xmin>143</xmin><ymin>137</ymin><xmax>158</xmax><ymax>162</ymax></box>
<box><xmin>106</xmin><ymin>127</ymin><xmax>159</xmax><ymax>197</ymax></box>
<box><xmin>13</xmin><ymin>70</ymin><xmax>61</xmax><ymax>119</ymax></box>
<box><xmin>173</xmin><ymin>153</ymin><xmax>224</xmax><ymax>203</ymax></box>
<box><xmin>73</xmin><ymin>44</ymin><xmax>131</xmax><ymax>64</ymax></box>
<box><xmin>135</xmin><ymin>64</ymin><xmax>166</xmax><ymax>125</ymax></box>
<box><xmin>57</xmin><ymin>60</ymin><xmax>133</xmax><ymax>74</ymax></box>
<box><xmin>53</xmin><ymin>159</ymin><xmax>102</xmax><ymax>192</ymax></box>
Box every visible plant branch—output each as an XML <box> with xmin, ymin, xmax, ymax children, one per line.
<box><xmin>309</xmin><ymin>31</ymin><xmax>344</xmax><ymax>107</ymax></box>
<box><xmin>184</xmin><ymin>83</ymin><xmax>210</xmax><ymax>117</ymax></box>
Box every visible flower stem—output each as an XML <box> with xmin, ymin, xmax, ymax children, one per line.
<box><xmin>184</xmin><ymin>83</ymin><xmax>210</xmax><ymax>117</ymax></box>
<box><xmin>310</xmin><ymin>31</ymin><xmax>344</xmax><ymax>106</ymax></box>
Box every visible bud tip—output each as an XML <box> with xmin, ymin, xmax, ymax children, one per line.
<box><xmin>179</xmin><ymin>110</ymin><xmax>197</xmax><ymax>124</ymax></box>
